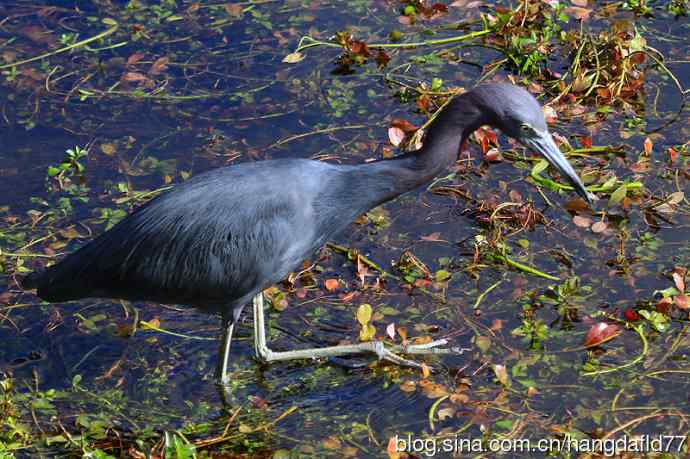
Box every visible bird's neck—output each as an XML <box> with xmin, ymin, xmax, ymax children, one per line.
<box><xmin>352</xmin><ymin>94</ymin><xmax>486</xmax><ymax>208</ymax></box>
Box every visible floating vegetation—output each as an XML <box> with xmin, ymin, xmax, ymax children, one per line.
<box><xmin>0</xmin><ymin>0</ymin><xmax>688</xmax><ymax>457</ymax></box>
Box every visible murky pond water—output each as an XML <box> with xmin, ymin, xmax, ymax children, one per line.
<box><xmin>0</xmin><ymin>0</ymin><xmax>688</xmax><ymax>457</ymax></box>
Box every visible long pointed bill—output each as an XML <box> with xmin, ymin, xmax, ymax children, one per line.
<box><xmin>526</xmin><ymin>132</ymin><xmax>593</xmax><ymax>206</ymax></box>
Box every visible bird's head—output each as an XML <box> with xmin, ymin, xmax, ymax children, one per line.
<box><xmin>473</xmin><ymin>83</ymin><xmax>593</xmax><ymax>205</ymax></box>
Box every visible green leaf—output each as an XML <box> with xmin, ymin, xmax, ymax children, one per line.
<box><xmin>475</xmin><ymin>335</ymin><xmax>491</xmax><ymax>353</ymax></box>
<box><xmin>608</xmin><ymin>184</ymin><xmax>627</xmax><ymax>207</ymax></box>
<box><xmin>638</xmin><ymin>310</ymin><xmax>669</xmax><ymax>332</ymax></box>
<box><xmin>532</xmin><ymin>159</ymin><xmax>549</xmax><ymax>175</ymax></box>
<box><xmin>435</xmin><ymin>269</ymin><xmax>451</xmax><ymax>282</ymax></box>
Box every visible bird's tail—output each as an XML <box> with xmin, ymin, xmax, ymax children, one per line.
<box><xmin>18</xmin><ymin>270</ymin><xmax>40</xmax><ymax>290</ymax></box>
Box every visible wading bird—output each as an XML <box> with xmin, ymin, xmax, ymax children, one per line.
<box><xmin>23</xmin><ymin>83</ymin><xmax>592</xmax><ymax>384</ymax></box>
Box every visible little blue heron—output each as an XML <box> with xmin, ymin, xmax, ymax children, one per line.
<box><xmin>23</xmin><ymin>83</ymin><xmax>592</xmax><ymax>384</ymax></box>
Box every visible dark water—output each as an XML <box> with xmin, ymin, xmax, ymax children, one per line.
<box><xmin>0</xmin><ymin>1</ymin><xmax>688</xmax><ymax>457</ymax></box>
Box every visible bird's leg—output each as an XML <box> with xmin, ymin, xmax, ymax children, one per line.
<box><xmin>252</xmin><ymin>292</ymin><xmax>459</xmax><ymax>369</ymax></box>
<box><xmin>217</xmin><ymin>317</ymin><xmax>235</xmax><ymax>385</ymax></box>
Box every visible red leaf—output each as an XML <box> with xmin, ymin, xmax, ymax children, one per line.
<box><xmin>585</xmin><ymin>322</ymin><xmax>621</xmax><ymax>347</ymax></box>
<box><xmin>580</xmin><ymin>136</ymin><xmax>593</xmax><ymax>148</ymax></box>
<box><xmin>349</xmin><ymin>40</ymin><xmax>369</xmax><ymax>57</ymax></box>
<box><xmin>623</xmin><ymin>309</ymin><xmax>640</xmax><ymax>321</ymax></box>
<box><xmin>675</xmin><ymin>295</ymin><xmax>689</xmax><ymax>310</ymax></box>
<box><xmin>375</xmin><ymin>49</ymin><xmax>390</xmax><ymax>68</ymax></box>
<box><xmin>668</xmin><ymin>147</ymin><xmax>677</xmax><ymax>163</ymax></box>
<box><xmin>485</xmin><ymin>148</ymin><xmax>502</xmax><ymax>162</ymax></box>
<box><xmin>416</xmin><ymin>94</ymin><xmax>430</xmax><ymax>112</ymax></box>
<box><xmin>656</xmin><ymin>297</ymin><xmax>673</xmax><ymax>313</ymax></box>
<box><xmin>325</xmin><ymin>279</ymin><xmax>339</xmax><ymax>292</ymax></box>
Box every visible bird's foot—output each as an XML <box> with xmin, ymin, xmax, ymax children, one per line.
<box><xmin>392</xmin><ymin>338</ymin><xmax>469</xmax><ymax>356</ymax></box>
<box><xmin>378</xmin><ymin>339</ymin><xmax>469</xmax><ymax>371</ymax></box>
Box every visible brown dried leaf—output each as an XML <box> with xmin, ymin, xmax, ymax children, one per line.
<box><xmin>672</xmin><ymin>272</ymin><xmax>685</xmax><ymax>293</ymax></box>
<box><xmin>493</xmin><ymin>364</ymin><xmax>510</xmax><ymax>387</ymax></box>
<box><xmin>399</xmin><ymin>380</ymin><xmax>416</xmax><ymax>392</ymax></box>
<box><xmin>564</xmin><ymin>6</ymin><xmax>591</xmax><ymax>19</ymax></box>
<box><xmin>591</xmin><ymin>221</ymin><xmax>607</xmax><ymax>233</ymax></box>
<box><xmin>148</xmin><ymin>56</ymin><xmax>169</xmax><ymax>75</ymax></box>
<box><xmin>564</xmin><ymin>198</ymin><xmax>590</xmax><ymax>212</ymax></box>
<box><xmin>509</xmin><ymin>189</ymin><xmax>523</xmax><ymax>203</ymax></box>
<box><xmin>126</xmin><ymin>52</ymin><xmax>145</xmax><ymax>66</ymax></box>
<box><xmin>122</xmin><ymin>72</ymin><xmax>149</xmax><ymax>83</ymax></box>
<box><xmin>643</xmin><ymin>137</ymin><xmax>653</xmax><ymax>156</ymax></box>
<box><xmin>667</xmin><ymin>191</ymin><xmax>684</xmax><ymax>205</ymax></box>
<box><xmin>390</xmin><ymin>118</ymin><xmax>418</xmax><ymax>133</ymax></box>
<box><xmin>20</xmin><ymin>26</ymin><xmax>56</xmax><ymax>45</ymax></box>
<box><xmin>421</xmin><ymin>232</ymin><xmax>442</xmax><ymax>242</ymax></box>
<box><xmin>225</xmin><ymin>3</ymin><xmax>244</xmax><ymax>17</ymax></box>
<box><xmin>323</xmin><ymin>437</ymin><xmax>342</xmax><ymax>450</ymax></box>
<box><xmin>388</xmin><ymin>126</ymin><xmax>405</xmax><ymax>147</ymax></box>
<box><xmin>420</xmin><ymin>381</ymin><xmax>449</xmax><ymax>398</ymax></box>
<box><xmin>573</xmin><ymin>215</ymin><xmax>592</xmax><ymax>228</ymax></box>
<box><xmin>386</xmin><ymin>323</ymin><xmax>396</xmax><ymax>340</ymax></box>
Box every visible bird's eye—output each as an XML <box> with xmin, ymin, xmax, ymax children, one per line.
<box><xmin>520</xmin><ymin>123</ymin><xmax>533</xmax><ymax>133</ymax></box>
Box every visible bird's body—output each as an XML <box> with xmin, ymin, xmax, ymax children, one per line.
<box><xmin>24</xmin><ymin>83</ymin><xmax>592</xmax><ymax>381</ymax></box>
<box><xmin>27</xmin><ymin>157</ymin><xmax>441</xmax><ymax>321</ymax></box>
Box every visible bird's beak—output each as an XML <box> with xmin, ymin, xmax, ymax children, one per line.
<box><xmin>525</xmin><ymin>132</ymin><xmax>593</xmax><ymax>206</ymax></box>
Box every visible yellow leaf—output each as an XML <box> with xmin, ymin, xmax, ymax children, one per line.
<box><xmin>421</xmin><ymin>362</ymin><xmax>430</xmax><ymax>378</ymax></box>
<box><xmin>100</xmin><ymin>143</ymin><xmax>116</xmax><ymax>156</ymax></box>
<box><xmin>356</xmin><ymin>303</ymin><xmax>372</xmax><ymax>326</ymax></box>
<box><xmin>282</xmin><ymin>52</ymin><xmax>305</xmax><ymax>64</ymax></box>
<box><xmin>493</xmin><ymin>364</ymin><xmax>510</xmax><ymax>387</ymax></box>
<box><xmin>323</xmin><ymin>436</ymin><xmax>342</xmax><ymax>450</ymax></box>
<box><xmin>359</xmin><ymin>323</ymin><xmax>376</xmax><ymax>341</ymax></box>
<box><xmin>399</xmin><ymin>380</ymin><xmax>416</xmax><ymax>392</ymax></box>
